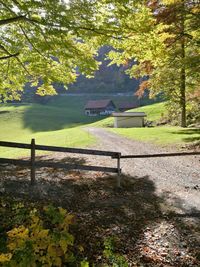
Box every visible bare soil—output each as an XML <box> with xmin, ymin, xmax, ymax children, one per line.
<box><xmin>0</xmin><ymin>127</ymin><xmax>200</xmax><ymax>266</ymax></box>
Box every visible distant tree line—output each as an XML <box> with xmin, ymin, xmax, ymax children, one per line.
<box><xmin>67</xmin><ymin>46</ymin><xmax>140</xmax><ymax>94</ymax></box>
<box><xmin>20</xmin><ymin>46</ymin><xmax>141</xmax><ymax>101</ymax></box>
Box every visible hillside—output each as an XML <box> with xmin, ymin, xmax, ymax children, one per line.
<box><xmin>0</xmin><ymin>94</ymin><xmax>139</xmax><ymax>158</ymax></box>
<box><xmin>91</xmin><ymin>102</ymin><xmax>200</xmax><ymax>146</ymax></box>
<box><xmin>21</xmin><ymin>46</ymin><xmax>142</xmax><ymax>102</ymax></box>
<box><xmin>1</xmin><ymin>99</ymin><xmax>199</xmax><ymax>159</ymax></box>
<box><xmin>92</xmin><ymin>102</ymin><xmax>166</xmax><ymax>127</ymax></box>
<box><xmin>63</xmin><ymin>46</ymin><xmax>140</xmax><ymax>94</ymax></box>
<box><xmin>0</xmin><ymin>96</ymin><xmax>96</xmax><ymax>158</ymax></box>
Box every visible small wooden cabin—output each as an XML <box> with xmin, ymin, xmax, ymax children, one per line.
<box><xmin>85</xmin><ymin>100</ymin><xmax>116</xmax><ymax>116</ymax></box>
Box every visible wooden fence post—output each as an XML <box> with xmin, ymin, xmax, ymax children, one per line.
<box><xmin>117</xmin><ymin>154</ymin><xmax>121</xmax><ymax>187</ymax></box>
<box><xmin>30</xmin><ymin>138</ymin><xmax>36</xmax><ymax>185</ymax></box>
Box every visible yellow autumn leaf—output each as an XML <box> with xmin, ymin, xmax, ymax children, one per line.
<box><xmin>54</xmin><ymin>256</ymin><xmax>62</xmax><ymax>267</ymax></box>
<box><xmin>30</xmin><ymin>215</ymin><xmax>40</xmax><ymax>228</ymax></box>
<box><xmin>0</xmin><ymin>253</ymin><xmax>12</xmax><ymax>263</ymax></box>
<box><xmin>58</xmin><ymin>207</ymin><xmax>67</xmax><ymax>216</ymax></box>
<box><xmin>78</xmin><ymin>245</ymin><xmax>84</xmax><ymax>252</ymax></box>
<box><xmin>59</xmin><ymin>239</ymin><xmax>68</xmax><ymax>254</ymax></box>
<box><xmin>37</xmin><ymin>229</ymin><xmax>49</xmax><ymax>239</ymax></box>
<box><xmin>60</xmin><ymin>214</ymin><xmax>74</xmax><ymax>230</ymax></box>
<box><xmin>7</xmin><ymin>226</ymin><xmax>29</xmax><ymax>239</ymax></box>
<box><xmin>7</xmin><ymin>242</ymin><xmax>17</xmax><ymax>251</ymax></box>
<box><xmin>66</xmin><ymin>214</ymin><xmax>74</xmax><ymax>224</ymax></box>
<box><xmin>47</xmin><ymin>245</ymin><xmax>57</xmax><ymax>257</ymax></box>
<box><xmin>40</xmin><ymin>255</ymin><xmax>48</xmax><ymax>264</ymax></box>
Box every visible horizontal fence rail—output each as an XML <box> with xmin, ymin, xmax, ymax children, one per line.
<box><xmin>2</xmin><ymin>139</ymin><xmax>198</xmax><ymax>187</ymax></box>
<box><xmin>0</xmin><ymin>141</ymin><xmax>120</xmax><ymax>157</ymax></box>
<box><xmin>0</xmin><ymin>158</ymin><xmax>119</xmax><ymax>173</ymax></box>
<box><xmin>0</xmin><ymin>139</ymin><xmax>122</xmax><ymax>187</ymax></box>
<box><xmin>118</xmin><ymin>151</ymin><xmax>200</xmax><ymax>159</ymax></box>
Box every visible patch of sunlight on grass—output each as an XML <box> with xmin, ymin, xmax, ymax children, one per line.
<box><xmin>110</xmin><ymin>126</ymin><xmax>200</xmax><ymax>146</ymax></box>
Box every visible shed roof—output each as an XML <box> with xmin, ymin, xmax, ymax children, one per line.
<box><xmin>112</xmin><ymin>112</ymin><xmax>146</xmax><ymax>117</ymax></box>
<box><xmin>85</xmin><ymin>99</ymin><xmax>115</xmax><ymax>109</ymax></box>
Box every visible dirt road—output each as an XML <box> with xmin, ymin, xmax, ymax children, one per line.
<box><xmin>85</xmin><ymin>127</ymin><xmax>200</xmax><ymax>212</ymax></box>
<box><xmin>1</xmin><ymin>127</ymin><xmax>200</xmax><ymax>265</ymax></box>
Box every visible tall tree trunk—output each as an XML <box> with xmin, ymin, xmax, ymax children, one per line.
<box><xmin>180</xmin><ymin>62</ymin><xmax>186</xmax><ymax>127</ymax></box>
<box><xmin>180</xmin><ymin>1</ymin><xmax>186</xmax><ymax>128</ymax></box>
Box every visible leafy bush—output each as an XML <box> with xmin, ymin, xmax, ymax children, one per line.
<box><xmin>187</xmin><ymin>101</ymin><xmax>200</xmax><ymax>126</ymax></box>
<box><xmin>0</xmin><ymin>205</ymin><xmax>76</xmax><ymax>266</ymax></box>
<box><xmin>0</xmin><ymin>198</ymin><xmax>128</xmax><ymax>267</ymax></box>
<box><xmin>103</xmin><ymin>237</ymin><xmax>128</xmax><ymax>267</ymax></box>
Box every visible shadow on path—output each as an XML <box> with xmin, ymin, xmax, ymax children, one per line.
<box><xmin>0</xmin><ymin>162</ymin><xmax>200</xmax><ymax>266</ymax></box>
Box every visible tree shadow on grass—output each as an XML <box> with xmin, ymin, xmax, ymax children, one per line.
<box><xmin>22</xmin><ymin>103</ymin><xmax>107</xmax><ymax>132</ymax></box>
<box><xmin>170</xmin><ymin>128</ymin><xmax>200</xmax><ymax>144</ymax></box>
<box><xmin>0</xmin><ymin>111</ymin><xmax>10</xmax><ymax>115</ymax></box>
<box><xmin>0</xmin><ymin>164</ymin><xmax>200</xmax><ymax>266</ymax></box>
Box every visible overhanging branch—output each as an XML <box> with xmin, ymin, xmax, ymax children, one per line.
<box><xmin>0</xmin><ymin>44</ymin><xmax>31</xmax><ymax>75</ymax></box>
<box><xmin>0</xmin><ymin>16</ymin><xmax>26</xmax><ymax>26</ymax></box>
<box><xmin>0</xmin><ymin>52</ymin><xmax>19</xmax><ymax>60</ymax></box>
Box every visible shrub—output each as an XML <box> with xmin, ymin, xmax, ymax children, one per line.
<box><xmin>0</xmin><ymin>205</ymin><xmax>75</xmax><ymax>266</ymax></box>
<box><xmin>103</xmin><ymin>237</ymin><xmax>128</xmax><ymax>267</ymax></box>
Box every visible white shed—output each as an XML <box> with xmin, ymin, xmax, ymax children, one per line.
<box><xmin>112</xmin><ymin>112</ymin><xmax>147</xmax><ymax>128</ymax></box>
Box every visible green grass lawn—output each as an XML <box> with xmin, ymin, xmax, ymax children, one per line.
<box><xmin>0</xmin><ymin>100</ymin><xmax>97</xmax><ymax>158</ymax></box>
<box><xmin>1</xmin><ymin>98</ymin><xmax>199</xmax><ymax>158</ymax></box>
<box><xmin>91</xmin><ymin>102</ymin><xmax>200</xmax><ymax>146</ymax></box>
<box><xmin>0</xmin><ymin>94</ymin><xmax>139</xmax><ymax>158</ymax></box>
<box><xmin>110</xmin><ymin>127</ymin><xmax>200</xmax><ymax>146</ymax></box>
<box><xmin>91</xmin><ymin>102</ymin><xmax>167</xmax><ymax>127</ymax></box>
<box><xmin>129</xmin><ymin>102</ymin><xmax>167</xmax><ymax>122</ymax></box>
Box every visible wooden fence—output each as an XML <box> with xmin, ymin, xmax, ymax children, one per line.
<box><xmin>0</xmin><ymin>139</ymin><xmax>122</xmax><ymax>187</ymax></box>
<box><xmin>1</xmin><ymin>139</ymin><xmax>198</xmax><ymax>188</ymax></box>
<box><xmin>118</xmin><ymin>151</ymin><xmax>200</xmax><ymax>159</ymax></box>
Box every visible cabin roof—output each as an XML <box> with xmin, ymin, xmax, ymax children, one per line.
<box><xmin>85</xmin><ymin>99</ymin><xmax>115</xmax><ymax>109</ymax></box>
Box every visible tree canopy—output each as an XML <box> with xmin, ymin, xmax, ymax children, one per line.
<box><xmin>0</xmin><ymin>0</ymin><xmax>115</xmax><ymax>100</ymax></box>
<box><xmin>1</xmin><ymin>0</ymin><xmax>199</xmax><ymax>126</ymax></box>
<box><xmin>108</xmin><ymin>0</ymin><xmax>200</xmax><ymax>126</ymax></box>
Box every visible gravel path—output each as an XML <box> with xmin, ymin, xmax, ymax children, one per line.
<box><xmin>85</xmin><ymin>127</ymin><xmax>200</xmax><ymax>212</ymax></box>
<box><xmin>1</xmin><ymin>127</ymin><xmax>200</xmax><ymax>265</ymax></box>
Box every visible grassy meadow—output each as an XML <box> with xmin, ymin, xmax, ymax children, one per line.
<box><xmin>111</xmin><ymin>127</ymin><xmax>200</xmax><ymax>146</ymax></box>
<box><xmin>92</xmin><ymin>102</ymin><xmax>200</xmax><ymax>146</ymax></box>
<box><xmin>0</xmin><ymin>97</ymin><xmax>200</xmax><ymax>158</ymax></box>
<box><xmin>0</xmin><ymin>96</ymin><xmax>97</xmax><ymax>158</ymax></box>
<box><xmin>92</xmin><ymin>102</ymin><xmax>166</xmax><ymax>127</ymax></box>
<box><xmin>0</xmin><ymin>95</ymin><xmax>137</xmax><ymax>158</ymax></box>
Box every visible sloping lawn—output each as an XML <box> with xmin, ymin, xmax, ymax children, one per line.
<box><xmin>110</xmin><ymin>126</ymin><xmax>200</xmax><ymax>146</ymax></box>
<box><xmin>91</xmin><ymin>102</ymin><xmax>167</xmax><ymax>127</ymax></box>
<box><xmin>0</xmin><ymin>95</ymin><xmax>142</xmax><ymax>158</ymax></box>
<box><xmin>129</xmin><ymin>102</ymin><xmax>167</xmax><ymax>122</ymax></box>
<box><xmin>90</xmin><ymin>102</ymin><xmax>200</xmax><ymax>146</ymax></box>
<box><xmin>0</xmin><ymin>103</ymin><xmax>96</xmax><ymax>158</ymax></box>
